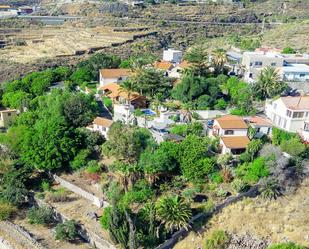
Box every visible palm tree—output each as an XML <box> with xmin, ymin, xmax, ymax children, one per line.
<box><xmin>155</xmin><ymin>195</ymin><xmax>192</xmax><ymax>233</ymax></box>
<box><xmin>260</xmin><ymin>178</ymin><xmax>282</xmax><ymax>200</ymax></box>
<box><xmin>255</xmin><ymin>66</ymin><xmax>284</xmax><ymax>99</ymax></box>
<box><xmin>212</xmin><ymin>49</ymin><xmax>227</xmax><ymax>74</ymax></box>
<box><xmin>151</xmin><ymin>93</ymin><xmax>164</xmax><ymax>117</ymax></box>
<box><xmin>180</xmin><ymin>102</ymin><xmax>193</xmax><ymax>124</ymax></box>
<box><xmin>119</xmin><ymin>80</ymin><xmax>137</xmax><ymax>106</ymax></box>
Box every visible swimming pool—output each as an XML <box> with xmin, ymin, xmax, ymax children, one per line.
<box><xmin>142</xmin><ymin>109</ymin><xmax>156</xmax><ymax>116</ymax></box>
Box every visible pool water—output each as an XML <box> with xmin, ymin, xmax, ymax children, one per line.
<box><xmin>142</xmin><ymin>109</ymin><xmax>156</xmax><ymax>116</ymax></box>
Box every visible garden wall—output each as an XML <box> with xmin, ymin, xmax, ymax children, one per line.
<box><xmin>34</xmin><ymin>198</ymin><xmax>116</xmax><ymax>249</ymax></box>
<box><xmin>52</xmin><ymin>174</ymin><xmax>109</xmax><ymax>208</ymax></box>
<box><xmin>155</xmin><ymin>185</ymin><xmax>260</xmax><ymax>249</ymax></box>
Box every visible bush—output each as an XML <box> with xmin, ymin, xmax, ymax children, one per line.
<box><xmin>55</xmin><ymin>220</ymin><xmax>78</xmax><ymax>241</ymax></box>
<box><xmin>41</xmin><ymin>180</ymin><xmax>51</xmax><ymax>192</ymax></box>
<box><xmin>216</xmin><ymin>188</ymin><xmax>228</xmax><ymax>198</ymax></box>
<box><xmin>280</xmin><ymin>137</ymin><xmax>306</xmax><ymax>157</ymax></box>
<box><xmin>27</xmin><ymin>206</ymin><xmax>54</xmax><ymax>225</ymax></box>
<box><xmin>204</xmin><ymin>230</ymin><xmax>229</xmax><ymax>249</ymax></box>
<box><xmin>70</xmin><ymin>149</ymin><xmax>90</xmax><ymax>170</ymax></box>
<box><xmin>231</xmin><ymin>179</ymin><xmax>248</xmax><ymax>193</ymax></box>
<box><xmin>45</xmin><ymin>188</ymin><xmax>69</xmax><ymax>202</ymax></box>
<box><xmin>281</xmin><ymin>47</ymin><xmax>296</xmax><ymax>54</ymax></box>
<box><xmin>85</xmin><ymin>161</ymin><xmax>101</xmax><ymax>174</ymax></box>
<box><xmin>272</xmin><ymin>128</ymin><xmax>296</xmax><ymax>146</ymax></box>
<box><xmin>0</xmin><ymin>201</ymin><xmax>16</xmax><ymax>220</ymax></box>
<box><xmin>260</xmin><ymin>178</ymin><xmax>282</xmax><ymax>200</ymax></box>
<box><xmin>267</xmin><ymin>242</ymin><xmax>306</xmax><ymax>249</ymax></box>
<box><xmin>100</xmin><ymin>206</ymin><xmax>112</xmax><ymax>230</ymax></box>
<box><xmin>103</xmin><ymin>96</ymin><xmax>113</xmax><ymax>109</ymax></box>
<box><xmin>210</xmin><ymin>172</ymin><xmax>223</xmax><ymax>184</ymax></box>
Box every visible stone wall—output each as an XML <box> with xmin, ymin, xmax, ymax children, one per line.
<box><xmin>34</xmin><ymin>198</ymin><xmax>116</xmax><ymax>249</ymax></box>
<box><xmin>53</xmin><ymin>174</ymin><xmax>109</xmax><ymax>208</ymax></box>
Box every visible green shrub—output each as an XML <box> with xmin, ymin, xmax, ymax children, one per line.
<box><xmin>103</xmin><ymin>96</ymin><xmax>113</xmax><ymax>109</ymax></box>
<box><xmin>55</xmin><ymin>220</ymin><xmax>78</xmax><ymax>241</ymax></box>
<box><xmin>236</xmin><ymin>157</ymin><xmax>269</xmax><ymax>184</ymax></box>
<box><xmin>70</xmin><ymin>149</ymin><xmax>90</xmax><ymax>170</ymax></box>
<box><xmin>267</xmin><ymin>242</ymin><xmax>306</xmax><ymax>249</ymax></box>
<box><xmin>281</xmin><ymin>47</ymin><xmax>296</xmax><ymax>54</ymax></box>
<box><xmin>280</xmin><ymin>137</ymin><xmax>306</xmax><ymax>157</ymax></box>
<box><xmin>133</xmin><ymin>109</ymin><xmax>144</xmax><ymax>117</ymax></box>
<box><xmin>27</xmin><ymin>206</ymin><xmax>54</xmax><ymax>225</ymax></box>
<box><xmin>272</xmin><ymin>128</ymin><xmax>296</xmax><ymax>146</ymax></box>
<box><xmin>231</xmin><ymin>178</ymin><xmax>248</xmax><ymax>193</ymax></box>
<box><xmin>260</xmin><ymin>178</ymin><xmax>282</xmax><ymax>200</ymax></box>
<box><xmin>0</xmin><ymin>201</ymin><xmax>16</xmax><ymax>220</ymax></box>
<box><xmin>205</xmin><ymin>230</ymin><xmax>229</xmax><ymax>249</ymax></box>
<box><xmin>181</xmin><ymin>188</ymin><xmax>197</xmax><ymax>201</ymax></box>
<box><xmin>192</xmin><ymin>112</ymin><xmax>201</xmax><ymax>120</ymax></box>
<box><xmin>86</xmin><ymin>161</ymin><xmax>101</xmax><ymax>174</ymax></box>
<box><xmin>41</xmin><ymin>180</ymin><xmax>51</xmax><ymax>192</ymax></box>
<box><xmin>216</xmin><ymin>188</ymin><xmax>228</xmax><ymax>198</ymax></box>
<box><xmin>100</xmin><ymin>206</ymin><xmax>112</xmax><ymax>230</ymax></box>
<box><xmin>210</xmin><ymin>172</ymin><xmax>223</xmax><ymax>184</ymax></box>
<box><xmin>199</xmin><ymin>199</ymin><xmax>215</xmax><ymax>213</ymax></box>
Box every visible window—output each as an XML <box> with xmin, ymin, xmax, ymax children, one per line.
<box><xmin>286</xmin><ymin>110</ymin><xmax>292</xmax><ymax>117</ymax></box>
<box><xmin>224</xmin><ymin>130</ymin><xmax>234</xmax><ymax>135</ymax></box>
<box><xmin>7</xmin><ymin>113</ymin><xmax>11</xmax><ymax>116</ymax></box>
<box><xmin>271</xmin><ymin>62</ymin><xmax>277</xmax><ymax>66</ymax></box>
<box><xmin>293</xmin><ymin>112</ymin><xmax>304</xmax><ymax>118</ymax></box>
<box><xmin>254</xmin><ymin>61</ymin><xmax>262</xmax><ymax>66</ymax></box>
<box><xmin>282</xmin><ymin>119</ymin><xmax>287</xmax><ymax>129</ymax></box>
<box><xmin>249</xmin><ymin>62</ymin><xmax>253</xmax><ymax>66</ymax></box>
<box><xmin>300</xmin><ymin>74</ymin><xmax>305</xmax><ymax>77</ymax></box>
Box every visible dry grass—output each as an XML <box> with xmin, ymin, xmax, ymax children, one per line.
<box><xmin>0</xmin><ymin>25</ymin><xmax>147</xmax><ymax>63</ymax></box>
<box><xmin>175</xmin><ymin>178</ymin><xmax>309</xmax><ymax>249</ymax></box>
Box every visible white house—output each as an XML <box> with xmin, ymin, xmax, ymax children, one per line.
<box><xmin>163</xmin><ymin>49</ymin><xmax>183</xmax><ymax>64</ymax></box>
<box><xmin>212</xmin><ymin>115</ymin><xmax>250</xmax><ymax>154</ymax></box>
<box><xmin>99</xmin><ymin>69</ymin><xmax>131</xmax><ymax>87</ymax></box>
<box><xmin>265</xmin><ymin>96</ymin><xmax>309</xmax><ymax>141</ymax></box>
<box><xmin>246</xmin><ymin>116</ymin><xmax>272</xmax><ymax>138</ymax></box>
<box><xmin>0</xmin><ymin>109</ymin><xmax>17</xmax><ymax>128</ymax></box>
<box><xmin>169</xmin><ymin>61</ymin><xmax>191</xmax><ymax>79</ymax></box>
<box><xmin>113</xmin><ymin>104</ymin><xmax>135</xmax><ymax>124</ymax></box>
<box><xmin>87</xmin><ymin>117</ymin><xmax>113</xmax><ymax>139</ymax></box>
<box><xmin>282</xmin><ymin>64</ymin><xmax>309</xmax><ymax>82</ymax></box>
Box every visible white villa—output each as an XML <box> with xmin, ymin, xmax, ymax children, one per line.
<box><xmin>99</xmin><ymin>69</ymin><xmax>131</xmax><ymax>87</ymax></box>
<box><xmin>265</xmin><ymin>96</ymin><xmax>309</xmax><ymax>141</ymax></box>
<box><xmin>163</xmin><ymin>49</ymin><xmax>183</xmax><ymax>64</ymax></box>
<box><xmin>212</xmin><ymin>115</ymin><xmax>250</xmax><ymax>154</ymax></box>
<box><xmin>87</xmin><ymin>117</ymin><xmax>113</xmax><ymax>139</ymax></box>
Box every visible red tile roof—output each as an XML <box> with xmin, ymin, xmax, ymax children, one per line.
<box><xmin>221</xmin><ymin>136</ymin><xmax>250</xmax><ymax>149</ymax></box>
<box><xmin>100</xmin><ymin>69</ymin><xmax>131</xmax><ymax>78</ymax></box>
<box><xmin>93</xmin><ymin>117</ymin><xmax>113</xmax><ymax>127</ymax></box>
<box><xmin>216</xmin><ymin>115</ymin><xmax>248</xmax><ymax>129</ymax></box>
<box><xmin>154</xmin><ymin>61</ymin><xmax>174</xmax><ymax>71</ymax></box>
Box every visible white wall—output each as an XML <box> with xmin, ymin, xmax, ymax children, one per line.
<box><xmin>213</xmin><ymin>120</ymin><xmax>247</xmax><ymax>136</ymax></box>
<box><xmin>99</xmin><ymin>73</ymin><xmax>129</xmax><ymax>86</ymax></box>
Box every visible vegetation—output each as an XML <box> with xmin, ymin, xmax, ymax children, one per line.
<box><xmin>0</xmin><ymin>201</ymin><xmax>16</xmax><ymax>220</ymax></box>
<box><xmin>267</xmin><ymin>243</ymin><xmax>307</xmax><ymax>249</ymax></box>
<box><xmin>27</xmin><ymin>206</ymin><xmax>54</xmax><ymax>225</ymax></box>
<box><xmin>55</xmin><ymin>220</ymin><xmax>79</xmax><ymax>241</ymax></box>
<box><xmin>204</xmin><ymin>230</ymin><xmax>229</xmax><ymax>249</ymax></box>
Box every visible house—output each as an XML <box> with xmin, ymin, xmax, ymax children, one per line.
<box><xmin>163</xmin><ymin>49</ymin><xmax>183</xmax><ymax>64</ymax></box>
<box><xmin>212</xmin><ymin>115</ymin><xmax>250</xmax><ymax>154</ymax></box>
<box><xmin>169</xmin><ymin>61</ymin><xmax>191</xmax><ymax>79</ymax></box>
<box><xmin>0</xmin><ymin>109</ymin><xmax>17</xmax><ymax>128</ymax></box>
<box><xmin>265</xmin><ymin>96</ymin><xmax>309</xmax><ymax>141</ymax></box>
<box><xmin>99</xmin><ymin>69</ymin><xmax>131</xmax><ymax>87</ymax></box>
<box><xmin>247</xmin><ymin>116</ymin><xmax>272</xmax><ymax>138</ymax></box>
<box><xmin>153</xmin><ymin>61</ymin><xmax>174</xmax><ymax>75</ymax></box>
<box><xmin>242</xmin><ymin>51</ymin><xmax>284</xmax><ymax>81</ymax></box>
<box><xmin>113</xmin><ymin>104</ymin><xmax>135</xmax><ymax>124</ymax></box>
<box><xmin>281</xmin><ymin>64</ymin><xmax>309</xmax><ymax>82</ymax></box>
<box><xmin>100</xmin><ymin>83</ymin><xmax>147</xmax><ymax>108</ymax></box>
<box><xmin>87</xmin><ymin>117</ymin><xmax>113</xmax><ymax>139</ymax></box>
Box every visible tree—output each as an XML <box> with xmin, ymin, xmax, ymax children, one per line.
<box><xmin>255</xmin><ymin>67</ymin><xmax>285</xmax><ymax>99</ymax></box>
<box><xmin>119</xmin><ymin>80</ymin><xmax>137</xmax><ymax>106</ymax></box>
<box><xmin>102</xmin><ymin>122</ymin><xmax>154</xmax><ymax>163</ymax></box>
<box><xmin>212</xmin><ymin>49</ymin><xmax>228</xmax><ymax>75</ymax></box>
<box><xmin>184</xmin><ymin>45</ymin><xmax>210</xmax><ymax>76</ymax></box>
<box><xmin>178</xmin><ymin>135</ymin><xmax>215</xmax><ymax>181</ymax></box>
<box><xmin>280</xmin><ymin>136</ymin><xmax>306</xmax><ymax>157</ymax></box>
<box><xmin>2</xmin><ymin>91</ymin><xmax>31</xmax><ymax>110</ymax></box>
<box><xmin>282</xmin><ymin>47</ymin><xmax>296</xmax><ymax>54</ymax></box>
<box><xmin>246</xmin><ymin>139</ymin><xmax>263</xmax><ymax>161</ymax></box>
<box><xmin>55</xmin><ymin>220</ymin><xmax>78</xmax><ymax>241</ymax></box>
<box><xmin>260</xmin><ymin>178</ymin><xmax>282</xmax><ymax>200</ymax></box>
<box><xmin>155</xmin><ymin>195</ymin><xmax>192</xmax><ymax>232</ymax></box>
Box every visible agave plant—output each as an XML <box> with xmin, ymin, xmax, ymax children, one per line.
<box><xmin>260</xmin><ymin>178</ymin><xmax>282</xmax><ymax>200</ymax></box>
<box><xmin>155</xmin><ymin>195</ymin><xmax>192</xmax><ymax>233</ymax></box>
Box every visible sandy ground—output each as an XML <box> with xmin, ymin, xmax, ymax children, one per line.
<box><xmin>174</xmin><ymin>178</ymin><xmax>309</xmax><ymax>249</ymax></box>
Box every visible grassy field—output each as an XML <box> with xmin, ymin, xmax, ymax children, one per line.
<box><xmin>174</xmin><ymin>178</ymin><xmax>309</xmax><ymax>249</ymax></box>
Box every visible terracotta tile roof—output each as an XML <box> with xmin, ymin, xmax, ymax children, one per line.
<box><xmin>154</xmin><ymin>61</ymin><xmax>174</xmax><ymax>71</ymax></box>
<box><xmin>177</xmin><ymin>60</ymin><xmax>191</xmax><ymax>69</ymax></box>
<box><xmin>99</xmin><ymin>69</ymin><xmax>131</xmax><ymax>79</ymax></box>
<box><xmin>100</xmin><ymin>83</ymin><xmax>144</xmax><ymax>101</ymax></box>
<box><xmin>216</xmin><ymin>115</ymin><xmax>248</xmax><ymax>129</ymax></box>
<box><xmin>93</xmin><ymin>117</ymin><xmax>113</xmax><ymax>127</ymax></box>
<box><xmin>281</xmin><ymin>96</ymin><xmax>309</xmax><ymax>110</ymax></box>
<box><xmin>248</xmin><ymin>116</ymin><xmax>272</xmax><ymax>127</ymax></box>
<box><xmin>221</xmin><ymin>136</ymin><xmax>250</xmax><ymax>149</ymax></box>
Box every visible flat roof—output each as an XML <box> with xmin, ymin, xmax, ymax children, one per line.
<box><xmin>283</xmin><ymin>64</ymin><xmax>309</xmax><ymax>73</ymax></box>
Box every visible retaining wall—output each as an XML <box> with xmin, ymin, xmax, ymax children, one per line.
<box><xmin>53</xmin><ymin>174</ymin><xmax>109</xmax><ymax>208</ymax></box>
<box><xmin>35</xmin><ymin>198</ymin><xmax>116</xmax><ymax>249</ymax></box>
<box><xmin>155</xmin><ymin>185</ymin><xmax>260</xmax><ymax>249</ymax></box>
